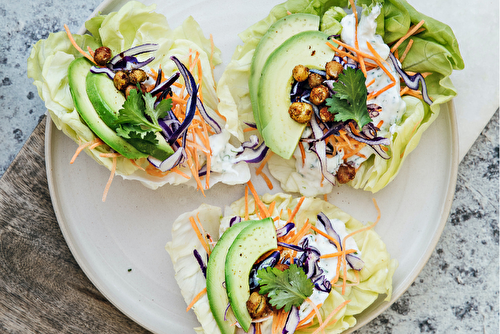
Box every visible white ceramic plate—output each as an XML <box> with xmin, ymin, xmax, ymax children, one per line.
<box><xmin>45</xmin><ymin>0</ymin><xmax>459</xmax><ymax>333</ymax></box>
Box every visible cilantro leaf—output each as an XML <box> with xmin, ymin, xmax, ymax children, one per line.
<box><xmin>115</xmin><ymin>88</ymin><xmax>161</xmax><ymax>132</ymax></box>
<box><xmin>257</xmin><ymin>264</ymin><xmax>313</xmax><ymax>312</ymax></box>
<box><xmin>325</xmin><ymin>67</ymin><xmax>371</xmax><ymax>129</ymax></box>
<box><xmin>144</xmin><ymin>93</ymin><xmax>172</xmax><ymax>128</ymax></box>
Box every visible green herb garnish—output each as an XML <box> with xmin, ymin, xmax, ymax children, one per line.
<box><xmin>325</xmin><ymin>67</ymin><xmax>371</xmax><ymax>129</ymax></box>
<box><xmin>257</xmin><ymin>264</ymin><xmax>313</xmax><ymax>312</ymax></box>
<box><xmin>114</xmin><ymin>87</ymin><xmax>172</xmax><ymax>140</ymax></box>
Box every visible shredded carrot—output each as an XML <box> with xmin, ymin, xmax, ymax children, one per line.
<box><xmin>243</xmin><ymin>127</ymin><xmax>256</xmax><ymax>133</ymax></box>
<box><xmin>320</xmin><ymin>248</ymin><xmax>357</xmax><ymax>259</ymax></box>
<box><xmin>189</xmin><ymin>216</ymin><xmax>211</xmax><ymax>255</ymax></box>
<box><xmin>70</xmin><ymin>138</ymin><xmax>101</xmax><ymax>164</ymax></box>
<box><xmin>366</xmin><ymin>78</ymin><xmax>376</xmax><ymax>87</ymax></box>
<box><xmin>99</xmin><ymin>153</ymin><xmax>122</xmax><ymax>158</ymax></box>
<box><xmin>258</xmin><ymin>171</ymin><xmax>274</xmax><ymax>190</ymax></box>
<box><xmin>310</xmin><ymin>225</ymin><xmax>341</xmax><ymax>251</ymax></box>
<box><xmin>289</xmin><ymin>219</ymin><xmax>311</xmax><ymax>245</ymax></box>
<box><xmin>87</xmin><ymin>46</ymin><xmax>95</xmax><ymax>58</ymax></box>
<box><xmin>255</xmin><ymin>151</ymin><xmax>274</xmax><ymax>175</ymax></box>
<box><xmin>310</xmin><ymin>300</ymin><xmax>351</xmax><ymax>334</ymax></box>
<box><xmin>342</xmin><ymin>142</ymin><xmax>366</xmax><ymax>159</ymax></box>
<box><xmin>102</xmin><ymin>156</ymin><xmax>116</xmax><ymax>202</ymax></box>
<box><xmin>376</xmin><ymin>120</ymin><xmax>384</xmax><ymax>129</ymax></box>
<box><xmin>399</xmin><ymin>39</ymin><xmax>414</xmax><ymax>63</ymax></box>
<box><xmin>186</xmin><ymin>287</ymin><xmax>207</xmax><ymax>312</ymax></box>
<box><xmin>391</xmin><ymin>20</ymin><xmax>425</xmax><ymax>53</ymax></box>
<box><xmin>305</xmin><ymin>297</ymin><xmax>323</xmax><ymax>327</ymax></box>
<box><xmin>247</xmin><ymin>181</ymin><xmax>270</xmax><ymax>218</ymax></box>
<box><xmin>63</xmin><ymin>24</ymin><xmax>96</xmax><ymax>65</ymax></box>
<box><xmin>298</xmin><ymin>141</ymin><xmax>306</xmax><ymax>168</ymax></box>
<box><xmin>130</xmin><ymin>159</ymin><xmax>145</xmax><ymax>171</ymax></box>
<box><xmin>287</xmin><ymin>197</ymin><xmax>305</xmax><ymax>223</ymax></box>
<box><xmin>323</xmin><ymin>194</ymin><xmax>328</xmax><ymax>202</ymax></box>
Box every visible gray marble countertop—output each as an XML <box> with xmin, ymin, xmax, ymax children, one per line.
<box><xmin>0</xmin><ymin>0</ymin><xmax>498</xmax><ymax>333</ymax></box>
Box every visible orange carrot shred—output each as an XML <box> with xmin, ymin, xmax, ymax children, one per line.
<box><xmin>63</xmin><ymin>24</ymin><xmax>96</xmax><ymax>65</ymax></box>
<box><xmin>259</xmin><ymin>171</ymin><xmax>274</xmax><ymax>190</ymax></box>
<box><xmin>399</xmin><ymin>39</ymin><xmax>414</xmax><ymax>63</ymax></box>
<box><xmin>287</xmin><ymin>197</ymin><xmax>305</xmax><ymax>223</ymax></box>
<box><xmin>256</xmin><ymin>151</ymin><xmax>273</xmax><ymax>175</ymax></box>
<box><xmin>311</xmin><ymin>300</ymin><xmax>351</xmax><ymax>334</ymax></box>
<box><xmin>244</xmin><ymin>185</ymin><xmax>250</xmax><ymax>221</ymax></box>
<box><xmin>247</xmin><ymin>181</ymin><xmax>270</xmax><ymax>218</ymax></box>
<box><xmin>189</xmin><ymin>216</ymin><xmax>211</xmax><ymax>255</ymax></box>
<box><xmin>102</xmin><ymin>156</ymin><xmax>117</xmax><ymax>202</ymax></box>
<box><xmin>391</xmin><ymin>19</ymin><xmax>425</xmax><ymax>52</ymax></box>
<box><xmin>70</xmin><ymin>138</ymin><xmax>101</xmax><ymax>164</ymax></box>
<box><xmin>186</xmin><ymin>287</ymin><xmax>207</xmax><ymax>312</ymax></box>
<box><xmin>298</xmin><ymin>141</ymin><xmax>306</xmax><ymax>167</ymax></box>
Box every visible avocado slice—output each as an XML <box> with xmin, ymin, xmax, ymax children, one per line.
<box><xmin>206</xmin><ymin>220</ymin><xmax>253</xmax><ymax>334</ymax></box>
<box><xmin>86</xmin><ymin>72</ymin><xmax>123</xmax><ymax>128</ymax></box>
<box><xmin>257</xmin><ymin>30</ymin><xmax>334</xmax><ymax>159</ymax></box>
<box><xmin>225</xmin><ymin>217</ymin><xmax>277</xmax><ymax>332</ymax></box>
<box><xmin>85</xmin><ymin>70</ymin><xmax>174</xmax><ymax>161</ymax></box>
<box><xmin>250</xmin><ymin>13</ymin><xmax>320</xmax><ymax>132</ymax></box>
<box><xmin>68</xmin><ymin>57</ymin><xmax>148</xmax><ymax>159</ymax></box>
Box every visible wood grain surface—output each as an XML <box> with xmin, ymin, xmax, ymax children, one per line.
<box><xmin>0</xmin><ymin>116</ymin><xmax>150</xmax><ymax>334</ymax></box>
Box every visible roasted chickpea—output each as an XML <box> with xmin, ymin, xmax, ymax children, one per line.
<box><xmin>129</xmin><ymin>69</ymin><xmax>148</xmax><ymax>84</ymax></box>
<box><xmin>246</xmin><ymin>292</ymin><xmax>269</xmax><ymax>319</ymax></box>
<box><xmin>310</xmin><ymin>85</ymin><xmax>329</xmax><ymax>105</ymax></box>
<box><xmin>274</xmin><ymin>263</ymin><xmax>289</xmax><ymax>271</ymax></box>
<box><xmin>94</xmin><ymin>46</ymin><xmax>112</xmax><ymax>66</ymax></box>
<box><xmin>325</xmin><ymin>61</ymin><xmax>343</xmax><ymax>80</ymax></box>
<box><xmin>336</xmin><ymin>164</ymin><xmax>356</xmax><ymax>184</ymax></box>
<box><xmin>124</xmin><ymin>84</ymin><xmax>147</xmax><ymax>98</ymax></box>
<box><xmin>292</xmin><ymin>65</ymin><xmax>310</xmax><ymax>82</ymax></box>
<box><xmin>319</xmin><ymin>106</ymin><xmax>336</xmax><ymax>123</ymax></box>
<box><xmin>288</xmin><ymin>102</ymin><xmax>313</xmax><ymax>124</ymax></box>
<box><xmin>113</xmin><ymin>71</ymin><xmax>129</xmax><ymax>91</ymax></box>
<box><xmin>308</xmin><ymin>72</ymin><xmax>324</xmax><ymax>88</ymax></box>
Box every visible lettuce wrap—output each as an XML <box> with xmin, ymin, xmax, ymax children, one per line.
<box><xmin>165</xmin><ymin>192</ymin><xmax>397</xmax><ymax>334</ymax></box>
<box><xmin>217</xmin><ymin>0</ymin><xmax>463</xmax><ymax>195</ymax></box>
<box><xmin>28</xmin><ymin>1</ymin><xmax>258</xmax><ymax>192</ymax></box>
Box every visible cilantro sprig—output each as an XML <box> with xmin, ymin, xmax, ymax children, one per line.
<box><xmin>257</xmin><ymin>264</ymin><xmax>313</xmax><ymax>312</ymax></box>
<box><xmin>325</xmin><ymin>67</ymin><xmax>371</xmax><ymax>129</ymax></box>
<box><xmin>114</xmin><ymin>87</ymin><xmax>172</xmax><ymax>140</ymax></box>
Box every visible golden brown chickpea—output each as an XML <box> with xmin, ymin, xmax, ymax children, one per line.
<box><xmin>288</xmin><ymin>102</ymin><xmax>313</xmax><ymax>124</ymax></box>
<box><xmin>124</xmin><ymin>84</ymin><xmax>147</xmax><ymax>98</ymax></box>
<box><xmin>325</xmin><ymin>61</ymin><xmax>343</xmax><ymax>80</ymax></box>
<box><xmin>94</xmin><ymin>46</ymin><xmax>113</xmax><ymax>66</ymax></box>
<box><xmin>308</xmin><ymin>72</ymin><xmax>324</xmax><ymax>88</ymax></box>
<box><xmin>292</xmin><ymin>65</ymin><xmax>310</xmax><ymax>82</ymax></box>
<box><xmin>336</xmin><ymin>164</ymin><xmax>356</xmax><ymax>184</ymax></box>
<box><xmin>310</xmin><ymin>85</ymin><xmax>329</xmax><ymax>105</ymax></box>
<box><xmin>319</xmin><ymin>106</ymin><xmax>336</xmax><ymax>123</ymax></box>
<box><xmin>246</xmin><ymin>292</ymin><xmax>270</xmax><ymax>319</ymax></box>
<box><xmin>113</xmin><ymin>71</ymin><xmax>129</xmax><ymax>91</ymax></box>
<box><xmin>274</xmin><ymin>263</ymin><xmax>289</xmax><ymax>271</ymax></box>
<box><xmin>129</xmin><ymin>69</ymin><xmax>148</xmax><ymax>84</ymax></box>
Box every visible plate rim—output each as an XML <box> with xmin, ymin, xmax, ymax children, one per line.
<box><xmin>43</xmin><ymin>0</ymin><xmax>460</xmax><ymax>331</ymax></box>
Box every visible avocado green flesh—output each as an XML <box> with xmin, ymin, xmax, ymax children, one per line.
<box><xmin>225</xmin><ymin>218</ymin><xmax>277</xmax><ymax>332</ymax></box>
<box><xmin>257</xmin><ymin>30</ymin><xmax>334</xmax><ymax>159</ymax></box>
<box><xmin>206</xmin><ymin>221</ymin><xmax>253</xmax><ymax>334</ymax></box>
<box><xmin>86</xmin><ymin>72</ymin><xmax>123</xmax><ymax>128</ymax></box>
<box><xmin>67</xmin><ymin>57</ymin><xmax>147</xmax><ymax>159</ymax></box>
<box><xmin>250</xmin><ymin>13</ymin><xmax>320</xmax><ymax>132</ymax></box>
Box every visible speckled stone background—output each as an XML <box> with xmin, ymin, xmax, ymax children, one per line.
<box><xmin>0</xmin><ymin>0</ymin><xmax>498</xmax><ymax>333</ymax></box>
